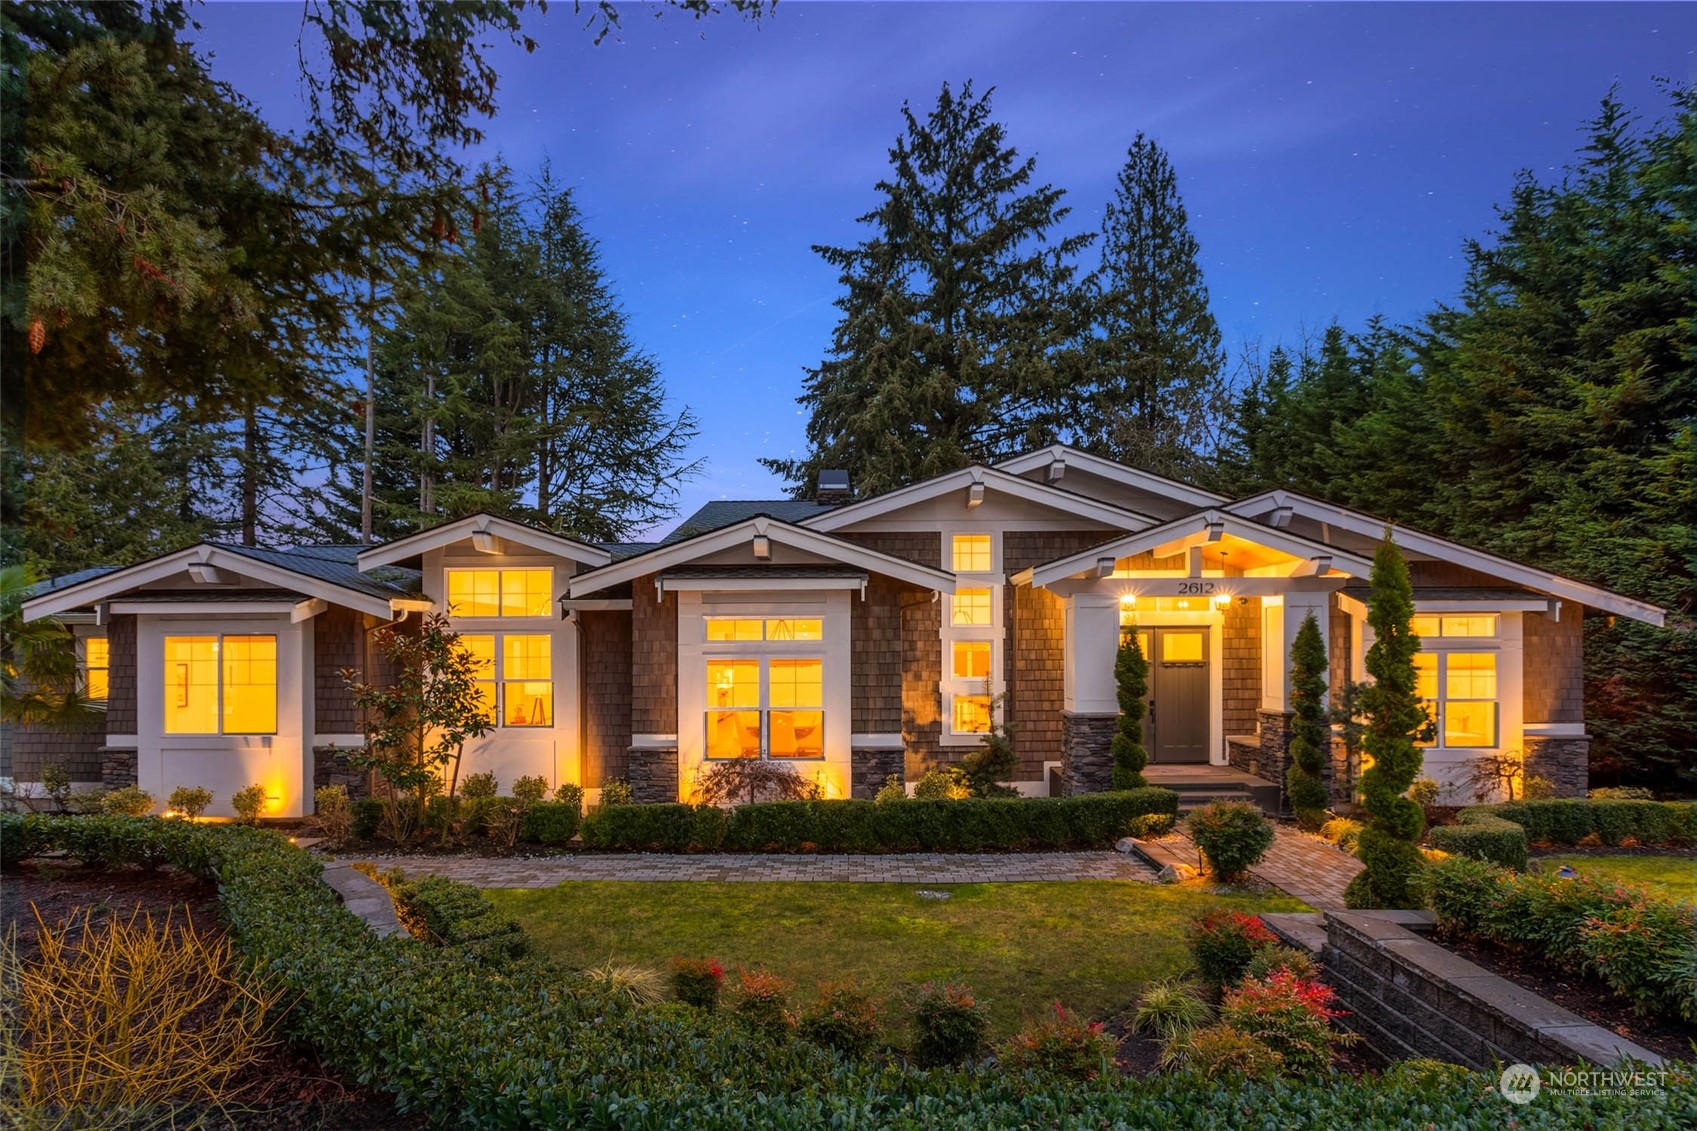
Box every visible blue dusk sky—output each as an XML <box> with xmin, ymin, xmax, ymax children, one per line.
<box><xmin>188</xmin><ymin>2</ymin><xmax>1696</xmax><ymax>531</ymax></box>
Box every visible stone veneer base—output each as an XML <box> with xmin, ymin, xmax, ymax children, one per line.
<box><xmin>1523</xmin><ymin>735</ymin><xmax>1589</xmax><ymax>799</ymax></box>
<box><xmin>628</xmin><ymin>745</ymin><xmax>680</xmax><ymax>804</ymax></box>
<box><xmin>850</xmin><ymin>747</ymin><xmax>904</xmax><ymax>800</ymax></box>
<box><xmin>1059</xmin><ymin>712</ymin><xmax>1117</xmax><ymax>795</ymax></box>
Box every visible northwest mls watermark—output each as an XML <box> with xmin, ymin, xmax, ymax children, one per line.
<box><xmin>1498</xmin><ymin>1063</ymin><xmax>1671</xmax><ymax>1104</ymax></box>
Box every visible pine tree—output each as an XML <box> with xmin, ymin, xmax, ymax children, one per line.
<box><xmin>1111</xmin><ymin>632</ymin><xmax>1150</xmax><ymax>790</ymax></box>
<box><xmin>1345</xmin><ymin>534</ymin><xmax>1427</xmax><ymax>910</ymax></box>
<box><xmin>765</xmin><ymin>81</ymin><xmax>1090</xmax><ymax>498</ymax></box>
<box><xmin>1072</xmin><ymin>134</ymin><xmax>1224</xmax><ymax>479</ymax></box>
<box><xmin>1284</xmin><ymin>613</ymin><xmax>1330</xmax><ymax>829</ymax></box>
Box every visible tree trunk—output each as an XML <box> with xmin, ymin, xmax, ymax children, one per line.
<box><xmin>361</xmin><ymin>271</ymin><xmax>376</xmax><ymax>545</ymax></box>
<box><xmin>241</xmin><ymin>403</ymin><xmax>259</xmax><ymax>545</ymax></box>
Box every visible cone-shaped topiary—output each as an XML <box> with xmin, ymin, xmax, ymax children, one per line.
<box><xmin>1111</xmin><ymin>630</ymin><xmax>1150</xmax><ymax>790</ymax></box>
<box><xmin>1345</xmin><ymin>533</ymin><xmax>1427</xmax><ymax>909</ymax></box>
<box><xmin>1285</xmin><ymin>613</ymin><xmax>1330</xmax><ymax>830</ymax></box>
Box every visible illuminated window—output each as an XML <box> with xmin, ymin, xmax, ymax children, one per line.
<box><xmin>704</xmin><ymin>656</ymin><xmax>824</xmax><ymax>760</ymax></box>
<box><xmin>446</xmin><ymin>568</ymin><xmax>552</xmax><ymax>618</ymax></box>
<box><xmin>953</xmin><ymin>695</ymin><xmax>992</xmax><ymax>734</ymax></box>
<box><xmin>765</xmin><ymin>618</ymin><xmax>822</xmax><ymax>641</ymax></box>
<box><xmin>462</xmin><ymin>635</ymin><xmax>498</xmax><ymax>723</ymax></box>
<box><xmin>82</xmin><ymin>636</ymin><xmax>109</xmax><ymax>701</ymax></box>
<box><xmin>705</xmin><ymin>617</ymin><xmax>824</xmax><ymax>641</ymax></box>
<box><xmin>1412</xmin><ymin>651</ymin><xmax>1497</xmax><ymax>749</ymax></box>
<box><xmin>1161</xmin><ymin>632</ymin><xmax>1205</xmax><ymax>663</ymax></box>
<box><xmin>952</xmin><ymin>535</ymin><xmax>992</xmax><ymax>573</ymax></box>
<box><xmin>707</xmin><ymin>618</ymin><xmax>764</xmax><ymax>641</ymax></box>
<box><xmin>502</xmin><ymin>635</ymin><xmax>552</xmax><ymax>727</ymax></box>
<box><xmin>953</xmin><ymin>641</ymin><xmax>992</xmax><ymax>679</ymax></box>
<box><xmin>163</xmin><ymin>635</ymin><xmax>276</xmax><ymax>735</ymax></box>
<box><xmin>951</xmin><ymin>589</ymin><xmax>993</xmax><ymax>626</ymax></box>
<box><xmin>1411</xmin><ymin>615</ymin><xmax>1498</xmax><ymax>638</ymax></box>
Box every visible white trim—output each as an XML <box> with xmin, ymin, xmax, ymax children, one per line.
<box><xmin>1021</xmin><ymin>511</ymin><xmax>1374</xmax><ymax>588</ymax></box>
<box><xmin>109</xmin><ymin>600</ymin><xmax>300</xmax><ymax>616</ymax></box>
<box><xmin>569</xmin><ymin>517</ymin><xmax>955</xmax><ymax>597</ymax></box>
<box><xmin>849</xmin><ymin>733</ymin><xmax>905</xmax><ymax>750</ymax></box>
<box><xmin>631</xmin><ymin>733</ymin><xmax>679</xmax><ymax>748</ymax></box>
<box><xmin>23</xmin><ymin>544</ymin><xmax>393</xmax><ymax>622</ymax></box>
<box><xmin>291</xmin><ymin>598</ymin><xmax>329</xmax><ymax>623</ymax></box>
<box><xmin>357</xmin><ymin>513</ymin><xmax>612</xmax><ymax>571</ymax></box>
<box><xmin>659</xmin><ymin>576</ymin><xmax>866</xmax><ymax>594</ymax></box>
<box><xmin>1227</xmin><ymin>490</ymin><xmax>1665</xmax><ymax>626</ymax></box>
<box><xmin>801</xmin><ymin>465</ymin><xmax>1159</xmax><ymax>533</ymax></box>
<box><xmin>312</xmin><ymin>734</ymin><xmax>368</xmax><ymax>748</ymax></box>
<box><xmin>1524</xmin><ymin>722</ymin><xmax>1588</xmax><ymax>738</ymax></box>
<box><xmin>561</xmin><ymin>599</ymin><xmax>633</xmax><ymax>611</ymax></box>
<box><xmin>995</xmin><ymin>445</ymin><xmax>1230</xmax><ymax>510</ymax></box>
<box><xmin>103</xmin><ymin>735</ymin><xmax>139</xmax><ymax>748</ymax></box>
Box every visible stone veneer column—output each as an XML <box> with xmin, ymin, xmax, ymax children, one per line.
<box><xmin>1060</xmin><ymin>711</ymin><xmax>1117</xmax><ymax>795</ymax></box>
<box><xmin>1256</xmin><ymin>709</ymin><xmax>1296</xmax><ymax>801</ymax></box>
<box><xmin>851</xmin><ymin>747</ymin><xmax>904</xmax><ymax>799</ymax></box>
<box><xmin>100</xmin><ymin>747</ymin><xmax>138</xmax><ymax>790</ymax></box>
<box><xmin>627</xmin><ymin>745</ymin><xmax>680</xmax><ymax>804</ymax></box>
<box><xmin>313</xmin><ymin>745</ymin><xmax>373</xmax><ymax>801</ymax></box>
<box><xmin>1522</xmin><ymin>736</ymin><xmax>1589</xmax><ymax>798</ymax></box>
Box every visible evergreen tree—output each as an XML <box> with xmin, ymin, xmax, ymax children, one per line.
<box><xmin>1071</xmin><ymin>133</ymin><xmax>1224</xmax><ymax>479</ymax></box>
<box><xmin>1345</xmin><ymin>534</ymin><xmax>1427</xmax><ymax>910</ymax></box>
<box><xmin>766</xmin><ymin>81</ymin><xmax>1091</xmax><ymax>497</ymax></box>
<box><xmin>1218</xmin><ymin>345</ymin><xmax>1297</xmax><ymax>494</ymax></box>
<box><xmin>1111</xmin><ymin>631</ymin><xmax>1150</xmax><ymax>790</ymax></box>
<box><xmin>1284</xmin><ymin>612</ymin><xmax>1330</xmax><ymax>829</ymax></box>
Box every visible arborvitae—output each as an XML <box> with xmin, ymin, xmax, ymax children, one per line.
<box><xmin>765</xmin><ymin>81</ymin><xmax>1090</xmax><ymax>498</ymax></box>
<box><xmin>1284</xmin><ymin>613</ymin><xmax>1330</xmax><ymax>830</ymax></box>
<box><xmin>1345</xmin><ymin>534</ymin><xmax>1427</xmax><ymax>909</ymax></box>
<box><xmin>1111</xmin><ymin>631</ymin><xmax>1150</xmax><ymax>790</ymax></box>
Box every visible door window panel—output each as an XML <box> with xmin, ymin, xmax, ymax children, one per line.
<box><xmin>1161</xmin><ymin>632</ymin><xmax>1204</xmax><ymax>663</ymax></box>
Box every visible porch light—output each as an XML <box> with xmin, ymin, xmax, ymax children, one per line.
<box><xmin>1212</xmin><ymin>593</ymin><xmax>1231</xmax><ymax>609</ymax></box>
<box><xmin>1176</xmin><ymin>599</ymin><xmax>1191</xmax><ymax>610</ymax></box>
<box><xmin>1118</xmin><ymin>594</ymin><xmax>1137</xmax><ymax>609</ymax></box>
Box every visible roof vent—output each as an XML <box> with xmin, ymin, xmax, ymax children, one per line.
<box><xmin>816</xmin><ymin>469</ymin><xmax>852</xmax><ymax>505</ymax></box>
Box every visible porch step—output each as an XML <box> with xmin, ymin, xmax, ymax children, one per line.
<box><xmin>1144</xmin><ymin>769</ymin><xmax>1282</xmax><ymax>818</ymax></box>
<box><xmin>1174</xmin><ymin>787</ymin><xmax>1257</xmax><ymax>813</ymax></box>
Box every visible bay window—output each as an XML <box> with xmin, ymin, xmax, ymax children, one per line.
<box><xmin>163</xmin><ymin>634</ymin><xmax>277</xmax><ymax>735</ymax></box>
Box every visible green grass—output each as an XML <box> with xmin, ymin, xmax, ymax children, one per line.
<box><xmin>488</xmin><ymin>881</ymin><xmax>1306</xmax><ymax>1036</ymax></box>
<box><xmin>1541</xmin><ymin>854</ymin><xmax>1696</xmax><ymax>903</ymax></box>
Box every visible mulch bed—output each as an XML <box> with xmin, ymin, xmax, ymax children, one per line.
<box><xmin>1441</xmin><ymin>934</ymin><xmax>1696</xmax><ymax>1062</ymax></box>
<box><xmin>2</xmin><ymin>861</ymin><xmax>426</xmax><ymax>1130</ymax></box>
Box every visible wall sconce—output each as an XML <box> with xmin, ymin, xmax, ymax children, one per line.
<box><xmin>1212</xmin><ymin>593</ymin><xmax>1231</xmax><ymax>609</ymax></box>
<box><xmin>1119</xmin><ymin>594</ymin><xmax>1137</xmax><ymax>609</ymax></box>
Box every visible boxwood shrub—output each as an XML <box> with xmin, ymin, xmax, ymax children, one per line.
<box><xmin>1427</xmin><ymin>811</ymin><xmax>1529</xmax><ymax>870</ymax></box>
<box><xmin>578</xmin><ymin>790</ymin><xmax>1178</xmax><ymax>854</ymax></box>
<box><xmin>1465</xmin><ymin>798</ymin><xmax>1697</xmax><ymax>846</ymax></box>
<box><xmin>389</xmin><ymin>873</ymin><xmax>530</xmax><ymax>966</ymax></box>
<box><xmin>519</xmin><ymin>799</ymin><xmax>583</xmax><ymax>845</ymax></box>
<box><xmin>4</xmin><ymin>814</ymin><xmax>1690</xmax><ymax>1129</ymax></box>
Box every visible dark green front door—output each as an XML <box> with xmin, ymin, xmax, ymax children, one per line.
<box><xmin>1148</xmin><ymin>628</ymin><xmax>1209</xmax><ymax>764</ymax></box>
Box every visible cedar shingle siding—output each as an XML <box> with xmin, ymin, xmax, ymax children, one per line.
<box><xmin>1524</xmin><ymin>610</ymin><xmax>1585</xmax><ymax>724</ymax></box>
<box><xmin>105</xmin><ymin>615</ymin><xmax>137</xmax><ymax>735</ymax></box>
<box><xmin>1221</xmin><ymin>596</ymin><xmax>1262</xmax><ymax>741</ymax></box>
<box><xmin>631</xmin><ymin>576</ymin><xmax>678</xmax><ymax>734</ymax></box>
<box><xmin>580</xmin><ymin>610</ymin><xmax>633</xmax><ymax>786</ymax></box>
<box><xmin>313</xmin><ymin>606</ymin><xmax>364</xmax><ymax>732</ymax></box>
<box><xmin>851</xmin><ymin>575</ymin><xmax>904</xmax><ymax>734</ymax></box>
<box><xmin>838</xmin><ymin>533</ymin><xmax>945</xmax><ymax>777</ymax></box>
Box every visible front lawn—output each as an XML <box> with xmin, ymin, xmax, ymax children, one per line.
<box><xmin>1539</xmin><ymin>853</ymin><xmax>1696</xmax><ymax>903</ymax></box>
<box><xmin>488</xmin><ymin>880</ymin><xmax>1306</xmax><ymax>1035</ymax></box>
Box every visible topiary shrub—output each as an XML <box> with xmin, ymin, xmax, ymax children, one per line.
<box><xmin>553</xmin><ymin>782</ymin><xmax>584</xmax><ymax>810</ymax></box>
<box><xmin>1186</xmin><ymin>909</ymin><xmax>1278</xmax><ymax>988</ymax></box>
<box><xmin>1284</xmin><ymin>612</ymin><xmax>1330</xmax><ymax>830</ymax></box>
<box><xmin>669</xmin><ymin>957</ymin><xmax>724</xmax><ymax>1011</ymax></box>
<box><xmin>907</xmin><ymin>981</ymin><xmax>989</xmax><ymax>1067</ymax></box>
<box><xmin>1110</xmin><ymin>631</ymin><xmax>1150</xmax><ymax>790</ymax></box>
<box><xmin>99</xmin><ymin>786</ymin><xmax>155</xmax><ymax>817</ymax></box>
<box><xmin>165</xmin><ymin>785</ymin><xmax>212</xmax><ymax>820</ymax></box>
<box><xmin>998</xmin><ymin>1003</ymin><xmax>1118</xmax><ymax>1082</ymax></box>
<box><xmin>797</xmin><ymin>981</ymin><xmax>880</xmax><ymax>1058</ymax></box>
<box><xmin>230</xmin><ymin>783</ymin><xmax>267</xmax><ymax>826</ymax></box>
<box><xmin>1427</xmin><ymin>812</ymin><xmax>1528</xmax><ymax>870</ymax></box>
<box><xmin>388</xmin><ymin>873</ymin><xmax>531</xmax><ymax>966</ymax></box>
<box><xmin>520</xmin><ymin>799</ymin><xmax>582</xmax><ymax>845</ymax></box>
<box><xmin>1185</xmin><ymin>800</ymin><xmax>1274</xmax><ymax>882</ymax></box>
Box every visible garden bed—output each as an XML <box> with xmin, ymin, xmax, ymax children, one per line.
<box><xmin>1441</xmin><ymin>934</ymin><xmax>1697</xmax><ymax>1062</ymax></box>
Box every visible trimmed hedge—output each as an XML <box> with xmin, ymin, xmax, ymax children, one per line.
<box><xmin>1463</xmin><ymin>798</ymin><xmax>1697</xmax><ymax>847</ymax></box>
<box><xmin>390</xmin><ymin>873</ymin><xmax>530</xmax><ymax>965</ymax></box>
<box><xmin>519</xmin><ymin>799</ymin><xmax>583</xmax><ymax>845</ymax></box>
<box><xmin>579</xmin><ymin>790</ymin><xmax>1179</xmax><ymax>854</ymax></box>
<box><xmin>1</xmin><ymin>814</ymin><xmax>1689</xmax><ymax>1129</ymax></box>
<box><xmin>1427</xmin><ymin>811</ymin><xmax>1529</xmax><ymax>870</ymax></box>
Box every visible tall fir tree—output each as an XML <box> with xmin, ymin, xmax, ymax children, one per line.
<box><xmin>765</xmin><ymin>81</ymin><xmax>1091</xmax><ymax>498</ymax></box>
<box><xmin>1284</xmin><ymin>612</ymin><xmax>1330</xmax><ymax>830</ymax></box>
<box><xmin>1072</xmin><ymin>133</ymin><xmax>1225</xmax><ymax>480</ymax></box>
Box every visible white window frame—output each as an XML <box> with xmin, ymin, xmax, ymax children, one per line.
<box><xmin>162</xmin><ymin>632</ymin><xmax>279</xmax><ymax>736</ymax></box>
<box><xmin>702</xmin><ymin>621</ymin><xmax>826</xmax><ymax>761</ymax></box>
<box><xmin>460</xmin><ymin>631</ymin><xmax>555</xmax><ymax>729</ymax></box>
<box><xmin>941</xmin><ymin>531</ymin><xmax>1002</xmax><ymax>744</ymax></box>
<box><xmin>1415</xmin><ymin>645</ymin><xmax>1501</xmax><ymax>751</ymax></box>
<box><xmin>77</xmin><ymin>629</ymin><xmax>110</xmax><ymax>703</ymax></box>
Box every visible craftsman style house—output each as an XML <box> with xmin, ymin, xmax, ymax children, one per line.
<box><xmin>13</xmin><ymin>447</ymin><xmax>1664</xmax><ymax>819</ymax></box>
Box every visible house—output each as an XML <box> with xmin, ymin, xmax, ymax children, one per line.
<box><xmin>11</xmin><ymin>446</ymin><xmax>1664</xmax><ymax>819</ymax></box>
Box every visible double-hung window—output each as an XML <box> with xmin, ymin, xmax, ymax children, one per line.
<box><xmin>703</xmin><ymin>617</ymin><xmax>824</xmax><ymax>759</ymax></box>
<box><xmin>943</xmin><ymin>534</ymin><xmax>998</xmax><ymax>736</ymax></box>
<box><xmin>460</xmin><ymin>634</ymin><xmax>553</xmax><ymax>727</ymax></box>
<box><xmin>81</xmin><ymin>636</ymin><xmax>109</xmax><ymax>702</ymax></box>
<box><xmin>1410</xmin><ymin>615</ymin><xmax>1499</xmax><ymax>749</ymax></box>
<box><xmin>163</xmin><ymin>634</ymin><xmax>277</xmax><ymax>735</ymax></box>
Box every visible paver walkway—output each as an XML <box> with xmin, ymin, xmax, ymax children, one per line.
<box><xmin>350</xmin><ymin>850</ymin><xmax>1158</xmax><ymax>888</ymax></box>
<box><xmin>1166</xmin><ymin>825</ymin><xmax>1364</xmax><ymax>910</ymax></box>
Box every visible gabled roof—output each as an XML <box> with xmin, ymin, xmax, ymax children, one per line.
<box><xmin>802</xmin><ymin>465</ymin><xmax>1157</xmax><ymax>533</ymax></box>
<box><xmin>22</xmin><ymin>543</ymin><xmax>405</xmax><ymax>622</ymax></box>
<box><xmin>1227</xmin><ymin>489</ymin><xmax>1666</xmax><ymax>626</ymax></box>
<box><xmin>570</xmin><ymin>516</ymin><xmax>956</xmax><ymax>597</ymax></box>
<box><xmin>25</xmin><ymin>566</ymin><xmax>120</xmax><ymax>597</ymax></box>
<box><xmin>995</xmin><ymin>445</ymin><xmax>1230</xmax><ymax>510</ymax></box>
<box><xmin>662</xmin><ymin>500</ymin><xmax>836</xmax><ymax>543</ymax></box>
<box><xmin>1017</xmin><ymin>509</ymin><xmax>1375</xmax><ymax>588</ymax></box>
<box><xmin>356</xmin><ymin>512</ymin><xmax>613</xmax><ymax>572</ymax></box>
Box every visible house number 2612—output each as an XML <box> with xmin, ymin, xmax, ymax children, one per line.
<box><xmin>1176</xmin><ymin>581</ymin><xmax>1218</xmax><ymax>595</ymax></box>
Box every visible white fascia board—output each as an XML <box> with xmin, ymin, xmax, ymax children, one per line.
<box><xmin>994</xmin><ymin>445</ymin><xmax>1230</xmax><ymax>509</ymax></box>
<box><xmin>1228</xmin><ymin>490</ymin><xmax>1666</xmax><ymax>626</ymax></box>
<box><xmin>570</xmin><ymin>518</ymin><xmax>955</xmax><ymax>596</ymax></box>
<box><xmin>108</xmin><ymin>600</ymin><xmax>301</xmax><ymax>615</ymax></box>
<box><xmin>801</xmin><ymin>465</ymin><xmax>1158</xmax><ymax>533</ymax></box>
<box><xmin>658</xmin><ymin>577</ymin><xmax>865</xmax><ymax>594</ymax></box>
<box><xmin>23</xmin><ymin>545</ymin><xmax>392</xmax><ymax>622</ymax></box>
<box><xmin>560</xmin><ymin>599</ymin><xmax>633</xmax><ymax>611</ymax></box>
<box><xmin>1021</xmin><ymin>511</ymin><xmax>1374</xmax><ymax>588</ymax></box>
<box><xmin>357</xmin><ymin>513</ymin><xmax>612</xmax><ymax>571</ymax></box>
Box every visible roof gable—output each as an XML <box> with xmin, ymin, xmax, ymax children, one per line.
<box><xmin>802</xmin><ymin>466</ymin><xmax>1156</xmax><ymax>533</ymax></box>
<box><xmin>995</xmin><ymin>445</ymin><xmax>1229</xmax><ymax>518</ymax></box>
<box><xmin>662</xmin><ymin>500</ymin><xmax>835</xmax><ymax>543</ymax></box>
<box><xmin>357</xmin><ymin>513</ymin><xmax>613</xmax><ymax>572</ymax></box>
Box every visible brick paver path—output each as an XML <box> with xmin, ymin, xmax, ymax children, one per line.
<box><xmin>351</xmin><ymin>851</ymin><xmax>1159</xmax><ymax>888</ymax></box>
<box><xmin>1168</xmin><ymin>825</ymin><xmax>1364</xmax><ymax>910</ymax></box>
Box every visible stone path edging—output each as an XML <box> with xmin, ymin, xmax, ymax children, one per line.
<box><xmin>320</xmin><ymin>862</ymin><xmax>409</xmax><ymax>937</ymax></box>
<box><xmin>341</xmin><ymin>850</ymin><xmax>1159</xmax><ymax>888</ymax></box>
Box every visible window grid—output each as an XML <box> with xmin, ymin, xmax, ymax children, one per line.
<box><xmin>446</xmin><ymin>568</ymin><xmax>553</xmax><ymax>618</ymax></box>
<box><xmin>163</xmin><ymin>634</ymin><xmax>277</xmax><ymax>735</ymax></box>
<box><xmin>705</xmin><ymin>657</ymin><xmax>824</xmax><ymax>760</ymax></box>
<box><xmin>951</xmin><ymin>534</ymin><xmax>992</xmax><ymax>573</ymax></box>
<box><xmin>943</xmin><ymin>533</ymin><xmax>999</xmax><ymax>739</ymax></box>
<box><xmin>82</xmin><ymin>636</ymin><xmax>109</xmax><ymax>702</ymax></box>
<box><xmin>461</xmin><ymin>633</ymin><xmax>552</xmax><ymax>727</ymax></box>
<box><xmin>1413</xmin><ymin>651</ymin><xmax>1498</xmax><ymax>749</ymax></box>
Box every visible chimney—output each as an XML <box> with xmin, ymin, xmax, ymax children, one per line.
<box><xmin>815</xmin><ymin>469</ymin><xmax>852</xmax><ymax>505</ymax></box>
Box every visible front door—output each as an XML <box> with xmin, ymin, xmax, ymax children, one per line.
<box><xmin>1136</xmin><ymin>627</ymin><xmax>1210</xmax><ymax>764</ymax></box>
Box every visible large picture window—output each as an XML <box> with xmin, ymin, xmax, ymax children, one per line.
<box><xmin>706</xmin><ymin>657</ymin><xmax>824</xmax><ymax>759</ymax></box>
<box><xmin>446</xmin><ymin>568</ymin><xmax>553</xmax><ymax>618</ymax></box>
<box><xmin>461</xmin><ymin>634</ymin><xmax>553</xmax><ymax>727</ymax></box>
<box><xmin>163</xmin><ymin>634</ymin><xmax>277</xmax><ymax>735</ymax></box>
